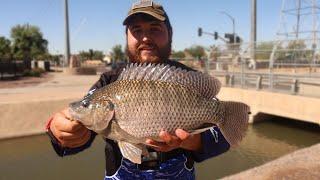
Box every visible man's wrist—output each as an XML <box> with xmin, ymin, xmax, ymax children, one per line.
<box><xmin>180</xmin><ymin>134</ymin><xmax>202</xmax><ymax>152</ymax></box>
<box><xmin>45</xmin><ymin>116</ymin><xmax>60</xmax><ymax>145</ymax></box>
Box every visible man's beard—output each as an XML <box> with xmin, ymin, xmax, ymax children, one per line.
<box><xmin>126</xmin><ymin>42</ymin><xmax>171</xmax><ymax>64</ymax></box>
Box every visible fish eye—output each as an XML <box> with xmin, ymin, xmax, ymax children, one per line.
<box><xmin>81</xmin><ymin>99</ymin><xmax>90</xmax><ymax>107</ymax></box>
<box><xmin>106</xmin><ymin>99</ymin><xmax>114</xmax><ymax>110</ymax></box>
<box><xmin>108</xmin><ymin>103</ymin><xmax>114</xmax><ymax>110</ymax></box>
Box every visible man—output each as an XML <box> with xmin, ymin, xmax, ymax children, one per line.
<box><xmin>46</xmin><ymin>1</ymin><xmax>230</xmax><ymax>179</ymax></box>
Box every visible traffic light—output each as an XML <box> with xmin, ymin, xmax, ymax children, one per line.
<box><xmin>214</xmin><ymin>32</ymin><xmax>218</xmax><ymax>40</ymax></box>
<box><xmin>198</xmin><ymin>28</ymin><xmax>202</xmax><ymax>37</ymax></box>
<box><xmin>224</xmin><ymin>33</ymin><xmax>234</xmax><ymax>43</ymax></box>
<box><xmin>224</xmin><ymin>33</ymin><xmax>241</xmax><ymax>43</ymax></box>
<box><xmin>236</xmin><ymin>36</ymin><xmax>241</xmax><ymax>43</ymax></box>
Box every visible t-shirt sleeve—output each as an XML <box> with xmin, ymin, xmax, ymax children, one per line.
<box><xmin>191</xmin><ymin>127</ymin><xmax>230</xmax><ymax>162</ymax></box>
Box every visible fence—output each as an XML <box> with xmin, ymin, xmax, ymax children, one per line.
<box><xmin>0</xmin><ymin>61</ymin><xmax>26</xmax><ymax>79</ymax></box>
<box><xmin>176</xmin><ymin>39</ymin><xmax>320</xmax><ymax>98</ymax></box>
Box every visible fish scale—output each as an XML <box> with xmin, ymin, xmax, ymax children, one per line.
<box><xmin>69</xmin><ymin>63</ymin><xmax>250</xmax><ymax>164</ymax></box>
<box><xmin>102</xmin><ymin>80</ymin><xmax>219</xmax><ymax>138</ymax></box>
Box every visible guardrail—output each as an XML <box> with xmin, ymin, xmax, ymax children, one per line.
<box><xmin>175</xmin><ymin>58</ymin><xmax>320</xmax><ymax>98</ymax></box>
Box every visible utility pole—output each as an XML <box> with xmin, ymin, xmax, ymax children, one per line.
<box><xmin>64</xmin><ymin>0</ymin><xmax>71</xmax><ymax>67</ymax></box>
<box><xmin>312</xmin><ymin>0</ymin><xmax>317</xmax><ymax>66</ymax></box>
<box><xmin>296</xmin><ymin>0</ymin><xmax>301</xmax><ymax>39</ymax></box>
<box><xmin>251</xmin><ymin>0</ymin><xmax>257</xmax><ymax>61</ymax></box>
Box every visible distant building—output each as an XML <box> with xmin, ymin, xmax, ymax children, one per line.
<box><xmin>103</xmin><ymin>53</ymin><xmax>112</xmax><ymax>65</ymax></box>
<box><xmin>83</xmin><ymin>60</ymin><xmax>104</xmax><ymax>66</ymax></box>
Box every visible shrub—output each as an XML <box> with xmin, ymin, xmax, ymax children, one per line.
<box><xmin>23</xmin><ymin>68</ymin><xmax>45</xmax><ymax>77</ymax></box>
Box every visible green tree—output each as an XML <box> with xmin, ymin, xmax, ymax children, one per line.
<box><xmin>287</xmin><ymin>40</ymin><xmax>306</xmax><ymax>50</ymax></box>
<box><xmin>255</xmin><ymin>42</ymin><xmax>274</xmax><ymax>60</ymax></box>
<box><xmin>111</xmin><ymin>45</ymin><xmax>125</xmax><ymax>62</ymax></box>
<box><xmin>79</xmin><ymin>49</ymin><xmax>104</xmax><ymax>61</ymax></box>
<box><xmin>184</xmin><ymin>45</ymin><xmax>206</xmax><ymax>59</ymax></box>
<box><xmin>209</xmin><ymin>45</ymin><xmax>221</xmax><ymax>60</ymax></box>
<box><xmin>79</xmin><ymin>51</ymin><xmax>90</xmax><ymax>61</ymax></box>
<box><xmin>171</xmin><ymin>50</ymin><xmax>185</xmax><ymax>59</ymax></box>
<box><xmin>0</xmin><ymin>36</ymin><xmax>12</xmax><ymax>61</ymax></box>
<box><xmin>91</xmin><ymin>50</ymin><xmax>104</xmax><ymax>60</ymax></box>
<box><xmin>286</xmin><ymin>40</ymin><xmax>307</xmax><ymax>61</ymax></box>
<box><xmin>274</xmin><ymin>44</ymin><xmax>286</xmax><ymax>61</ymax></box>
<box><xmin>10</xmin><ymin>24</ymin><xmax>48</xmax><ymax>61</ymax></box>
<box><xmin>89</xmin><ymin>49</ymin><xmax>94</xmax><ymax>59</ymax></box>
<box><xmin>48</xmin><ymin>54</ymin><xmax>62</xmax><ymax>66</ymax></box>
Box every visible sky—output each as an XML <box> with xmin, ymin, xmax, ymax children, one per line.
<box><xmin>0</xmin><ymin>0</ymin><xmax>307</xmax><ymax>55</ymax></box>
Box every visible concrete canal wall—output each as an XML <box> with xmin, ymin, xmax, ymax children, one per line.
<box><xmin>217</xmin><ymin>87</ymin><xmax>320</xmax><ymax>125</ymax></box>
<box><xmin>0</xmin><ymin>72</ymin><xmax>99</xmax><ymax>139</ymax></box>
<box><xmin>0</xmin><ymin>98</ymin><xmax>75</xmax><ymax>139</ymax></box>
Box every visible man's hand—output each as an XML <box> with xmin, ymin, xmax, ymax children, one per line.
<box><xmin>146</xmin><ymin>129</ymin><xmax>202</xmax><ymax>152</ymax></box>
<box><xmin>49</xmin><ymin>108</ymin><xmax>91</xmax><ymax>148</ymax></box>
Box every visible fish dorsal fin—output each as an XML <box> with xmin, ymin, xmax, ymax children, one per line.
<box><xmin>118</xmin><ymin>63</ymin><xmax>221</xmax><ymax>99</ymax></box>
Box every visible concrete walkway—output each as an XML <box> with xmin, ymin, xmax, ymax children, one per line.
<box><xmin>0</xmin><ymin>72</ymin><xmax>100</xmax><ymax>139</ymax></box>
<box><xmin>0</xmin><ymin>72</ymin><xmax>100</xmax><ymax>103</ymax></box>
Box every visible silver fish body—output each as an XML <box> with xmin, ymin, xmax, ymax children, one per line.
<box><xmin>69</xmin><ymin>63</ymin><xmax>250</xmax><ymax>164</ymax></box>
<box><xmin>98</xmin><ymin>79</ymin><xmax>222</xmax><ymax>139</ymax></box>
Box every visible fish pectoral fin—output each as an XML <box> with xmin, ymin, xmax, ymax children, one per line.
<box><xmin>93</xmin><ymin>109</ymin><xmax>115</xmax><ymax>134</ymax></box>
<box><xmin>118</xmin><ymin>141</ymin><xmax>143</xmax><ymax>164</ymax></box>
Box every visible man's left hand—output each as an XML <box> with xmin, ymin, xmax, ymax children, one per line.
<box><xmin>146</xmin><ymin>129</ymin><xmax>202</xmax><ymax>152</ymax></box>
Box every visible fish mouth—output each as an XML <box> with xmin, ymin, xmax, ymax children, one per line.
<box><xmin>69</xmin><ymin>101</ymin><xmax>81</xmax><ymax>109</ymax></box>
<box><xmin>68</xmin><ymin>105</ymin><xmax>82</xmax><ymax>121</ymax></box>
<box><xmin>68</xmin><ymin>101</ymin><xmax>88</xmax><ymax>121</ymax></box>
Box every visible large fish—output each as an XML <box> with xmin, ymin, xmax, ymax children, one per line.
<box><xmin>69</xmin><ymin>63</ymin><xmax>250</xmax><ymax>164</ymax></box>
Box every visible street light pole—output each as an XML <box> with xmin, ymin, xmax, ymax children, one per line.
<box><xmin>220</xmin><ymin>11</ymin><xmax>244</xmax><ymax>87</ymax></box>
<box><xmin>64</xmin><ymin>0</ymin><xmax>71</xmax><ymax>67</ymax></box>
<box><xmin>220</xmin><ymin>11</ymin><xmax>236</xmax><ymax>46</ymax></box>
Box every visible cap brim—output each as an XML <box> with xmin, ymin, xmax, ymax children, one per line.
<box><xmin>123</xmin><ymin>11</ymin><xmax>166</xmax><ymax>25</ymax></box>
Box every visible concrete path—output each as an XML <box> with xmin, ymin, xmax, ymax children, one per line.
<box><xmin>0</xmin><ymin>72</ymin><xmax>101</xmax><ymax>139</ymax></box>
<box><xmin>0</xmin><ymin>72</ymin><xmax>100</xmax><ymax>103</ymax></box>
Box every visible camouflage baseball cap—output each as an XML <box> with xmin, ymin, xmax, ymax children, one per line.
<box><xmin>123</xmin><ymin>0</ymin><xmax>168</xmax><ymax>25</ymax></box>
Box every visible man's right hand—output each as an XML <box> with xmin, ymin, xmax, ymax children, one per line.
<box><xmin>49</xmin><ymin>108</ymin><xmax>91</xmax><ymax>148</ymax></box>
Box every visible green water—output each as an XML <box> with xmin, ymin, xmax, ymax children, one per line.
<box><xmin>0</xmin><ymin>120</ymin><xmax>319</xmax><ymax>180</ymax></box>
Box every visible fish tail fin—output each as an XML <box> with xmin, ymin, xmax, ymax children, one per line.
<box><xmin>216</xmin><ymin>101</ymin><xmax>250</xmax><ymax>147</ymax></box>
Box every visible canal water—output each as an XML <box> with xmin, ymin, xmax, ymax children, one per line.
<box><xmin>0</xmin><ymin>119</ymin><xmax>319</xmax><ymax>180</ymax></box>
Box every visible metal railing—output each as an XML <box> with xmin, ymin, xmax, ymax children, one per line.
<box><xmin>175</xmin><ymin>39</ymin><xmax>320</xmax><ymax>98</ymax></box>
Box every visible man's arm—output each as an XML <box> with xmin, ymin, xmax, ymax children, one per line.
<box><xmin>46</xmin><ymin>109</ymin><xmax>96</xmax><ymax>157</ymax></box>
<box><xmin>47</xmin><ymin>128</ymin><xmax>97</xmax><ymax>157</ymax></box>
<box><xmin>46</xmin><ymin>69</ymin><xmax>121</xmax><ymax>157</ymax></box>
<box><xmin>191</xmin><ymin>127</ymin><xmax>230</xmax><ymax>162</ymax></box>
